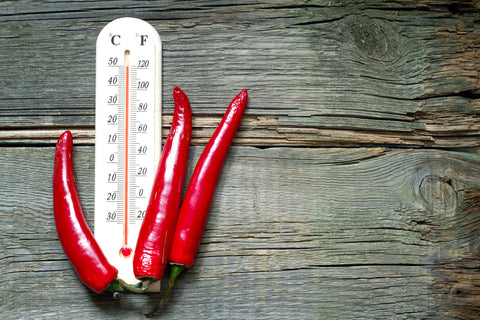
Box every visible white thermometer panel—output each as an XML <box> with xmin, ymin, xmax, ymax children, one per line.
<box><xmin>94</xmin><ymin>17</ymin><xmax>161</xmax><ymax>285</ymax></box>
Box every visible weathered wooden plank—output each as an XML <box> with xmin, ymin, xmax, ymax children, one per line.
<box><xmin>1</xmin><ymin>94</ymin><xmax>479</xmax><ymax>147</ymax></box>
<box><xmin>0</xmin><ymin>1</ymin><xmax>478</xmax><ymax>147</ymax></box>
<box><xmin>1</xmin><ymin>145</ymin><xmax>479</xmax><ymax>319</ymax></box>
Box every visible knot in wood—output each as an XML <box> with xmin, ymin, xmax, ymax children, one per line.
<box><xmin>418</xmin><ymin>175</ymin><xmax>457</xmax><ymax>216</ymax></box>
<box><xmin>350</xmin><ymin>17</ymin><xmax>398</xmax><ymax>62</ymax></box>
<box><xmin>449</xmin><ymin>285</ymin><xmax>465</xmax><ymax>298</ymax></box>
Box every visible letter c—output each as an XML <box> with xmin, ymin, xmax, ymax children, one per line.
<box><xmin>111</xmin><ymin>35</ymin><xmax>121</xmax><ymax>45</ymax></box>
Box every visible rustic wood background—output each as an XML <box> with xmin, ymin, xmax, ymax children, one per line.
<box><xmin>1</xmin><ymin>1</ymin><xmax>479</xmax><ymax>319</ymax></box>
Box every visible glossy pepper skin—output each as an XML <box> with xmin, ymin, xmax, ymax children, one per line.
<box><xmin>147</xmin><ymin>89</ymin><xmax>248</xmax><ymax>316</ymax></box>
<box><xmin>133</xmin><ymin>86</ymin><xmax>192</xmax><ymax>280</ymax></box>
<box><xmin>53</xmin><ymin>131</ymin><xmax>118</xmax><ymax>294</ymax></box>
<box><xmin>168</xmin><ymin>88</ymin><xmax>247</xmax><ymax>268</ymax></box>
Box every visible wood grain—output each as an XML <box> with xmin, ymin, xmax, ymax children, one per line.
<box><xmin>0</xmin><ymin>1</ymin><xmax>479</xmax><ymax>147</ymax></box>
<box><xmin>1</xmin><ymin>145</ymin><xmax>479</xmax><ymax>319</ymax></box>
<box><xmin>1</xmin><ymin>1</ymin><xmax>480</xmax><ymax>319</ymax></box>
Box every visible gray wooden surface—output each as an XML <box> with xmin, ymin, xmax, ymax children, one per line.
<box><xmin>1</xmin><ymin>1</ymin><xmax>480</xmax><ymax>319</ymax></box>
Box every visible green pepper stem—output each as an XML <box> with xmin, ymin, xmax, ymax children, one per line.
<box><xmin>119</xmin><ymin>278</ymin><xmax>152</xmax><ymax>293</ymax></box>
<box><xmin>105</xmin><ymin>279</ymin><xmax>125</xmax><ymax>292</ymax></box>
<box><xmin>146</xmin><ymin>264</ymin><xmax>186</xmax><ymax>316</ymax></box>
<box><xmin>106</xmin><ymin>278</ymin><xmax>152</xmax><ymax>294</ymax></box>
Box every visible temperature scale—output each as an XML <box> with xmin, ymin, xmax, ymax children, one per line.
<box><xmin>94</xmin><ymin>17</ymin><xmax>162</xmax><ymax>285</ymax></box>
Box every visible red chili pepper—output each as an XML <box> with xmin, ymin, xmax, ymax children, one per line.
<box><xmin>53</xmin><ymin>131</ymin><xmax>149</xmax><ymax>294</ymax></box>
<box><xmin>133</xmin><ymin>86</ymin><xmax>192</xmax><ymax>281</ymax></box>
<box><xmin>53</xmin><ymin>131</ymin><xmax>118</xmax><ymax>293</ymax></box>
<box><xmin>148</xmin><ymin>88</ymin><xmax>248</xmax><ymax>315</ymax></box>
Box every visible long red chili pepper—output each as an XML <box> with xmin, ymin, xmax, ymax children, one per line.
<box><xmin>148</xmin><ymin>88</ymin><xmax>248</xmax><ymax>315</ymax></box>
<box><xmin>133</xmin><ymin>86</ymin><xmax>192</xmax><ymax>281</ymax></box>
<box><xmin>53</xmin><ymin>131</ymin><xmax>149</xmax><ymax>294</ymax></box>
<box><xmin>53</xmin><ymin>130</ymin><xmax>118</xmax><ymax>294</ymax></box>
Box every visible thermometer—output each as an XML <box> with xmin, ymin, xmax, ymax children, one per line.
<box><xmin>94</xmin><ymin>17</ymin><xmax>162</xmax><ymax>285</ymax></box>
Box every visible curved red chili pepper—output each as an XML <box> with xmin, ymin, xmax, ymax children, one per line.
<box><xmin>169</xmin><ymin>88</ymin><xmax>248</xmax><ymax>267</ymax></box>
<box><xmin>147</xmin><ymin>88</ymin><xmax>248</xmax><ymax>315</ymax></box>
<box><xmin>133</xmin><ymin>86</ymin><xmax>192</xmax><ymax>281</ymax></box>
<box><xmin>53</xmin><ymin>131</ymin><xmax>118</xmax><ymax>293</ymax></box>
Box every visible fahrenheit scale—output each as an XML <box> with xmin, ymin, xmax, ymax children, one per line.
<box><xmin>94</xmin><ymin>17</ymin><xmax>161</xmax><ymax>285</ymax></box>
